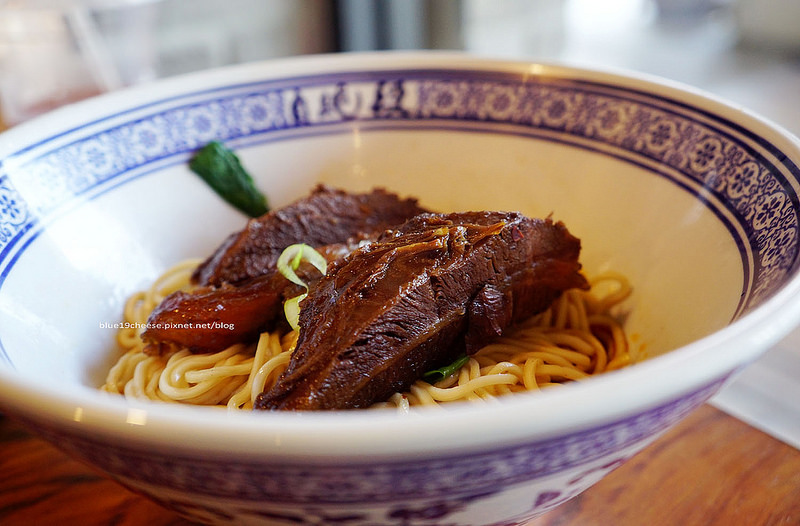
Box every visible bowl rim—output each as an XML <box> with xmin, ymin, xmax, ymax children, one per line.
<box><xmin>2</xmin><ymin>50</ymin><xmax>800</xmax><ymax>458</ymax></box>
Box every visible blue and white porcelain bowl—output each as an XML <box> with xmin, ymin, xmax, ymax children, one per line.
<box><xmin>2</xmin><ymin>52</ymin><xmax>800</xmax><ymax>525</ymax></box>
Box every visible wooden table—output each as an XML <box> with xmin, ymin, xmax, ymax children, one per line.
<box><xmin>1</xmin><ymin>404</ymin><xmax>798</xmax><ymax>526</ymax></box>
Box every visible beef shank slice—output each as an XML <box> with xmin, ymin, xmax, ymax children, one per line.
<box><xmin>193</xmin><ymin>185</ymin><xmax>428</xmax><ymax>286</ymax></box>
<box><xmin>255</xmin><ymin>211</ymin><xmax>588</xmax><ymax>411</ymax></box>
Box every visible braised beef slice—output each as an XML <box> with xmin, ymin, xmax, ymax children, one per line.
<box><xmin>254</xmin><ymin>212</ymin><xmax>588</xmax><ymax>411</ymax></box>
<box><xmin>140</xmin><ymin>274</ymin><xmax>284</xmax><ymax>354</ymax></box>
<box><xmin>142</xmin><ymin>239</ymin><xmax>376</xmax><ymax>354</ymax></box>
<box><xmin>141</xmin><ymin>187</ymin><xmax>427</xmax><ymax>354</ymax></box>
<box><xmin>193</xmin><ymin>185</ymin><xmax>429</xmax><ymax>286</ymax></box>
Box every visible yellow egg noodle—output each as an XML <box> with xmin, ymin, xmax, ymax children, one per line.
<box><xmin>101</xmin><ymin>260</ymin><xmax>637</xmax><ymax>411</ymax></box>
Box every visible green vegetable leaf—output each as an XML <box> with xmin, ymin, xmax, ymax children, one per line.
<box><xmin>422</xmin><ymin>354</ymin><xmax>470</xmax><ymax>384</ymax></box>
<box><xmin>189</xmin><ymin>141</ymin><xmax>269</xmax><ymax>217</ymax></box>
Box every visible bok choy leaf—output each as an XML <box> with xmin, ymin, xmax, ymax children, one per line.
<box><xmin>422</xmin><ymin>354</ymin><xmax>469</xmax><ymax>384</ymax></box>
<box><xmin>189</xmin><ymin>141</ymin><xmax>269</xmax><ymax>217</ymax></box>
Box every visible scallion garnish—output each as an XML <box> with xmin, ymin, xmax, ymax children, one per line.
<box><xmin>276</xmin><ymin>243</ymin><xmax>327</xmax><ymax>330</ymax></box>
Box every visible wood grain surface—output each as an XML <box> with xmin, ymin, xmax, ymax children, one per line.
<box><xmin>1</xmin><ymin>404</ymin><xmax>798</xmax><ymax>526</ymax></box>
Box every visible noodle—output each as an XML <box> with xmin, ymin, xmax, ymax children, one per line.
<box><xmin>101</xmin><ymin>263</ymin><xmax>637</xmax><ymax>411</ymax></box>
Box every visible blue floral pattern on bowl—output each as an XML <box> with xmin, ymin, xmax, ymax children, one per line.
<box><xmin>1</xmin><ymin>69</ymin><xmax>798</xmax><ymax>316</ymax></box>
<box><xmin>20</xmin><ymin>376</ymin><xmax>727</xmax><ymax>525</ymax></box>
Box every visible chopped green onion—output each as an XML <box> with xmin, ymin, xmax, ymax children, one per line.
<box><xmin>189</xmin><ymin>141</ymin><xmax>269</xmax><ymax>217</ymax></box>
<box><xmin>276</xmin><ymin>244</ymin><xmax>328</xmax><ymax>330</ymax></box>
<box><xmin>277</xmin><ymin>244</ymin><xmax>328</xmax><ymax>288</ymax></box>
<box><xmin>283</xmin><ymin>293</ymin><xmax>306</xmax><ymax>332</ymax></box>
<box><xmin>422</xmin><ymin>354</ymin><xmax>470</xmax><ymax>384</ymax></box>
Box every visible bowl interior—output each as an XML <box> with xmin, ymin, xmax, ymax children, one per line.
<box><xmin>0</xmin><ymin>55</ymin><xmax>798</xmax><ymax>398</ymax></box>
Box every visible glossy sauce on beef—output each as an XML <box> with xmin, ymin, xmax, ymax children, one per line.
<box><xmin>193</xmin><ymin>185</ymin><xmax>428</xmax><ymax>286</ymax></box>
<box><xmin>255</xmin><ymin>212</ymin><xmax>588</xmax><ymax>411</ymax></box>
<box><xmin>141</xmin><ymin>186</ymin><xmax>428</xmax><ymax>353</ymax></box>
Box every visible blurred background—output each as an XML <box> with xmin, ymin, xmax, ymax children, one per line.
<box><xmin>1</xmin><ymin>0</ymin><xmax>799</xmax><ymax>133</ymax></box>
<box><xmin>0</xmin><ymin>0</ymin><xmax>799</xmax><ymax>446</ymax></box>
